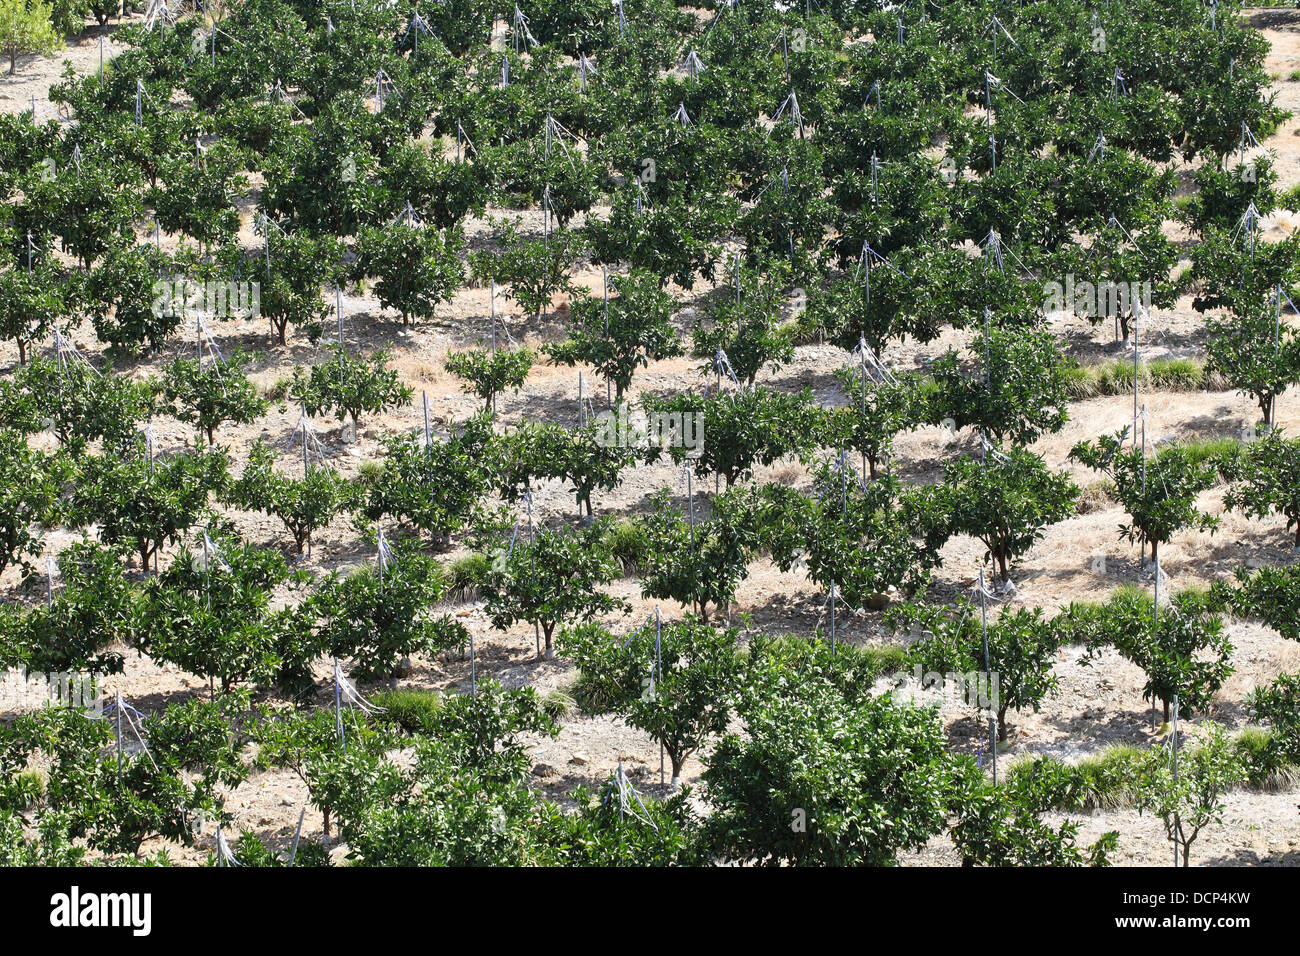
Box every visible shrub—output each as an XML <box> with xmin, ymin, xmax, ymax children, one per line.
<box><xmin>1070</xmin><ymin>430</ymin><xmax>1219</xmax><ymax>564</ymax></box>
<box><xmin>225</xmin><ymin>439</ymin><xmax>355</xmax><ymax>555</ymax></box>
<box><xmin>1222</xmin><ymin>431</ymin><xmax>1300</xmax><ymax>548</ymax></box>
<box><xmin>559</xmin><ymin>619</ymin><xmax>745</xmax><ymax>784</ymax></box>
<box><xmin>934</xmin><ymin>444</ymin><xmax>1078</xmax><ymax>583</ymax></box>
<box><xmin>160</xmin><ymin>350</ymin><xmax>269</xmax><ymax>447</ymax></box>
<box><xmin>291</xmin><ymin>347</ymin><xmax>412</xmax><ymax>432</ymax></box>
<box><xmin>481</xmin><ymin>520</ymin><xmax>628</xmax><ymax>658</ymax></box>
<box><xmin>549</xmin><ymin>269</ymin><xmax>681</xmax><ymax>401</ymax></box>
<box><xmin>703</xmin><ymin>665</ymin><xmax>958</xmax><ymax>867</ymax></box>
<box><xmin>444</xmin><ymin>346</ymin><xmax>534</xmax><ymax>412</ymax></box>
<box><xmin>312</xmin><ymin>543</ymin><xmax>468</xmax><ymax>683</ymax></box>
<box><xmin>360</xmin><ymin>415</ymin><xmax>493</xmax><ymax>548</ymax></box>
<box><xmin>444</xmin><ymin>552</ymin><xmax>491</xmax><ymax>601</ymax></box>
<box><xmin>602</xmin><ymin>517</ymin><xmax>649</xmax><ymax>574</ymax></box>
<box><xmin>1063</xmin><ymin>357</ymin><xmax>1218</xmax><ymax>399</ymax></box>
<box><xmin>369</xmin><ymin>688</ymin><xmax>445</xmax><ymax>736</ymax></box>
<box><xmin>1135</xmin><ymin>723</ymin><xmax>1245</xmax><ymax>867</ymax></box>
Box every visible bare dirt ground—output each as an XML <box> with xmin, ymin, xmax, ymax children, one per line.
<box><xmin>2</xmin><ymin>11</ymin><xmax>1299</xmax><ymax>866</ymax></box>
<box><xmin>0</xmin><ymin>22</ymin><xmax>129</xmax><ymax>119</ymax></box>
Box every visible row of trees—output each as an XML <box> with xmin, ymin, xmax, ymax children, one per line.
<box><xmin>6</xmin><ymin>418</ymin><xmax>1299</xmax><ymax>709</ymax></box>
<box><xmin>6</xmin><ymin>341</ymin><xmax>1300</xmax><ymax>602</ymax></box>
<box><xmin>5</xmin><ymin>609</ymin><xmax>1286</xmax><ymax>866</ymax></box>
<box><xmin>0</xmin><ymin>0</ymin><xmax>1287</xmax><ymax>373</ymax></box>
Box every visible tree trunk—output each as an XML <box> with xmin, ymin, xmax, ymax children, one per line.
<box><xmin>9</xmin><ymin>49</ymin><xmax>16</xmax><ymax>76</ymax></box>
<box><xmin>1163</xmin><ymin>697</ymin><xmax>1170</xmax><ymax>723</ymax></box>
<box><xmin>17</xmin><ymin>339</ymin><xmax>26</xmax><ymax>365</ymax></box>
<box><xmin>997</xmin><ymin>707</ymin><xmax>1009</xmax><ymax>741</ymax></box>
<box><xmin>670</xmin><ymin>751</ymin><xmax>685</xmax><ymax>784</ymax></box>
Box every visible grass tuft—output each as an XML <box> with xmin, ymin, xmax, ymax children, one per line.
<box><xmin>602</xmin><ymin>518</ymin><xmax>649</xmax><ymax>576</ymax></box>
<box><xmin>445</xmin><ymin>552</ymin><xmax>492</xmax><ymax>602</ymax></box>
<box><xmin>369</xmin><ymin>687</ymin><xmax>444</xmax><ymax>735</ymax></box>
<box><xmin>1064</xmin><ymin>358</ymin><xmax>1223</xmax><ymax>400</ymax></box>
